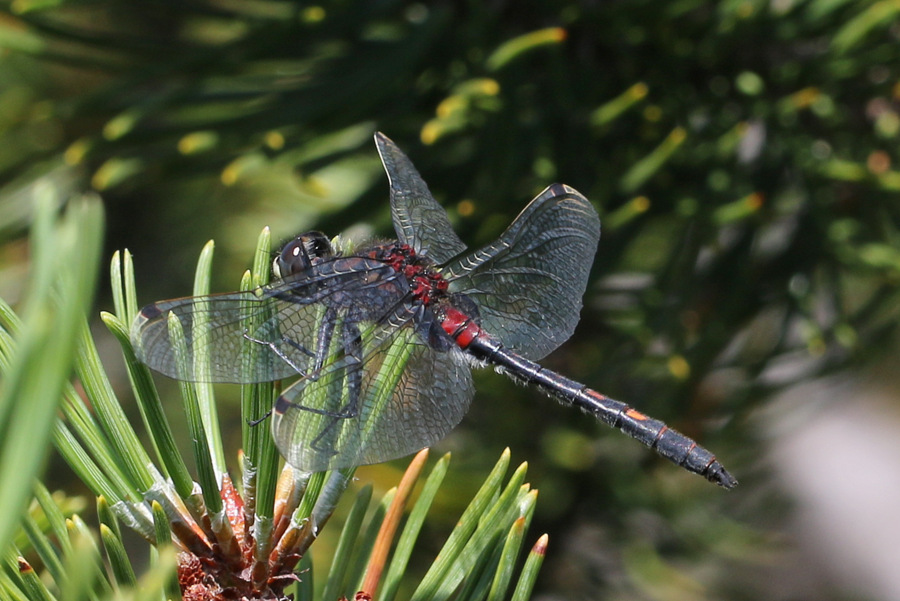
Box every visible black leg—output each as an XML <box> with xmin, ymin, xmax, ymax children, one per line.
<box><xmin>308</xmin><ymin>319</ymin><xmax>364</xmax><ymax>455</ymax></box>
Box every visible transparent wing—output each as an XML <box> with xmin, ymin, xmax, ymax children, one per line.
<box><xmin>442</xmin><ymin>184</ymin><xmax>601</xmax><ymax>361</ymax></box>
<box><xmin>272</xmin><ymin>306</ymin><xmax>473</xmax><ymax>472</ymax></box>
<box><xmin>131</xmin><ymin>263</ymin><xmax>394</xmax><ymax>383</ymax></box>
<box><xmin>132</xmin><ymin>290</ymin><xmax>323</xmax><ymax>383</ymax></box>
<box><xmin>374</xmin><ymin>132</ymin><xmax>467</xmax><ymax>264</ymax></box>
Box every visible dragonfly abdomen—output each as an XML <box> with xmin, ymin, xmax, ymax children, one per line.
<box><xmin>443</xmin><ymin>309</ymin><xmax>738</xmax><ymax>489</ymax></box>
<box><xmin>573</xmin><ymin>388</ymin><xmax>738</xmax><ymax>488</ymax></box>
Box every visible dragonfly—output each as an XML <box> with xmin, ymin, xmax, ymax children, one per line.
<box><xmin>133</xmin><ymin>132</ymin><xmax>737</xmax><ymax>489</ymax></box>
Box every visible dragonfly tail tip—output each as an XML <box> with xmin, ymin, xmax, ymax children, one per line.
<box><xmin>708</xmin><ymin>462</ymin><xmax>739</xmax><ymax>489</ymax></box>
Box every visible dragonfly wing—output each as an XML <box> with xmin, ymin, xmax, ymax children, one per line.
<box><xmin>442</xmin><ymin>183</ymin><xmax>601</xmax><ymax>361</ymax></box>
<box><xmin>132</xmin><ymin>287</ymin><xmax>333</xmax><ymax>384</ymax></box>
<box><xmin>375</xmin><ymin>132</ymin><xmax>467</xmax><ymax>264</ymax></box>
<box><xmin>272</xmin><ymin>306</ymin><xmax>473</xmax><ymax>472</ymax></box>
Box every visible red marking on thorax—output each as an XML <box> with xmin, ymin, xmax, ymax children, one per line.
<box><xmin>373</xmin><ymin>243</ymin><xmax>478</xmax><ymax>347</ymax></box>
<box><xmin>375</xmin><ymin>243</ymin><xmax>449</xmax><ymax>304</ymax></box>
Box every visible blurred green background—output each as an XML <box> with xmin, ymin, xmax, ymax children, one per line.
<box><xmin>2</xmin><ymin>0</ymin><xmax>900</xmax><ymax>599</ymax></box>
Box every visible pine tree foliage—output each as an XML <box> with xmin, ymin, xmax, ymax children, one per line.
<box><xmin>0</xmin><ymin>1</ymin><xmax>899</xmax><ymax>599</ymax></box>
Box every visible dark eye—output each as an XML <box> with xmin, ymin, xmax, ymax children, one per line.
<box><xmin>274</xmin><ymin>231</ymin><xmax>333</xmax><ymax>278</ymax></box>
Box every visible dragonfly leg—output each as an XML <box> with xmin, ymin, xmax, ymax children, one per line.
<box><xmin>272</xmin><ymin>317</ymin><xmax>365</xmax><ymax>461</ymax></box>
<box><xmin>242</xmin><ymin>308</ymin><xmax>341</xmax><ymax>382</ymax></box>
<box><xmin>309</xmin><ymin>307</ymin><xmax>338</xmax><ymax>378</ymax></box>
<box><xmin>281</xmin><ymin>336</ymin><xmax>316</xmax><ymax>358</ymax></box>
<box><xmin>246</xmin><ymin>319</ymin><xmax>333</xmax><ymax>429</ymax></box>
<box><xmin>272</xmin><ymin>306</ymin><xmax>338</xmax><ymax>382</ymax></box>
<box><xmin>308</xmin><ymin>319</ymin><xmax>364</xmax><ymax>455</ymax></box>
<box><xmin>269</xmin><ymin>307</ymin><xmax>339</xmax><ymax>382</ymax></box>
<box><xmin>241</xmin><ymin>329</ymin><xmax>315</xmax><ymax>376</ymax></box>
<box><xmin>247</xmin><ymin>410</ymin><xmax>272</xmax><ymax>427</ymax></box>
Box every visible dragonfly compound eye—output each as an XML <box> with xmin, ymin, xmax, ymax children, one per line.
<box><xmin>275</xmin><ymin>231</ymin><xmax>333</xmax><ymax>278</ymax></box>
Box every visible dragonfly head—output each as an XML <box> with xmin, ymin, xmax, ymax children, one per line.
<box><xmin>274</xmin><ymin>231</ymin><xmax>334</xmax><ymax>278</ymax></box>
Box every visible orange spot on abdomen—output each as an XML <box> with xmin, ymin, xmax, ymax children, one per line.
<box><xmin>625</xmin><ymin>408</ymin><xmax>648</xmax><ymax>420</ymax></box>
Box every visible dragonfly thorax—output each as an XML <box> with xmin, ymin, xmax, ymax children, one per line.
<box><xmin>370</xmin><ymin>242</ymin><xmax>450</xmax><ymax>306</ymax></box>
<box><xmin>274</xmin><ymin>231</ymin><xmax>334</xmax><ymax>278</ymax></box>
